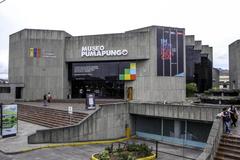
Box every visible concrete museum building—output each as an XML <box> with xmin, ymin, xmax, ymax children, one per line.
<box><xmin>8</xmin><ymin>26</ymin><xmax>219</xmax><ymax>152</ymax></box>
<box><xmin>9</xmin><ymin>26</ymin><xmax>185</xmax><ymax>102</ymax></box>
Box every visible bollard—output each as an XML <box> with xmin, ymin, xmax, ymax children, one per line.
<box><xmin>155</xmin><ymin>141</ymin><xmax>158</xmax><ymax>158</ymax></box>
<box><xmin>125</xmin><ymin>124</ymin><xmax>131</xmax><ymax>138</ymax></box>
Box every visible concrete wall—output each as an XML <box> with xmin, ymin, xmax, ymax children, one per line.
<box><xmin>196</xmin><ymin>118</ymin><xmax>223</xmax><ymax>160</ymax></box>
<box><xmin>9</xmin><ymin>34</ymin><xmax>26</xmax><ymax>84</ymax></box>
<box><xmin>9</xmin><ymin>29</ymin><xmax>71</xmax><ymax>100</ymax></box>
<box><xmin>194</xmin><ymin>41</ymin><xmax>202</xmax><ymax>50</ymax></box>
<box><xmin>0</xmin><ymin>83</ymin><xmax>24</xmax><ymax>103</ymax></box>
<box><xmin>129</xmin><ymin>102</ymin><xmax>223</xmax><ymax>122</ymax></box>
<box><xmin>28</xmin><ymin>102</ymin><xmax>130</xmax><ymax>143</ymax></box>
<box><xmin>201</xmin><ymin>45</ymin><xmax>213</xmax><ymax>62</ymax></box>
<box><xmin>185</xmin><ymin>35</ymin><xmax>195</xmax><ymax>46</ymax></box>
<box><xmin>28</xmin><ymin>102</ymin><xmax>223</xmax><ymax>143</ymax></box>
<box><xmin>212</xmin><ymin>68</ymin><xmax>220</xmax><ymax>88</ymax></box>
<box><xmin>65</xmin><ymin>32</ymin><xmax>150</xmax><ymax>62</ymax></box>
<box><xmin>229</xmin><ymin>40</ymin><xmax>240</xmax><ymax>89</ymax></box>
<box><xmin>125</xmin><ymin>27</ymin><xmax>185</xmax><ymax>102</ymax></box>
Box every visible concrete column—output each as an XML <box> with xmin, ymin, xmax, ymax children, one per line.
<box><xmin>174</xmin><ymin>120</ymin><xmax>181</xmax><ymax>138</ymax></box>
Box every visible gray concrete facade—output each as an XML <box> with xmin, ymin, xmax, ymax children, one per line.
<box><xmin>9</xmin><ymin>30</ymin><xmax>71</xmax><ymax>100</ymax></box>
<box><xmin>201</xmin><ymin>45</ymin><xmax>213</xmax><ymax>62</ymax></box>
<box><xmin>212</xmin><ymin>68</ymin><xmax>220</xmax><ymax>88</ymax></box>
<box><xmin>229</xmin><ymin>40</ymin><xmax>240</xmax><ymax>89</ymax></box>
<box><xmin>0</xmin><ymin>83</ymin><xmax>24</xmax><ymax>103</ymax></box>
<box><xmin>9</xmin><ymin>26</ymin><xmax>186</xmax><ymax>102</ymax></box>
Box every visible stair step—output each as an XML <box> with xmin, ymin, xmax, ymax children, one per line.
<box><xmin>222</xmin><ymin>134</ymin><xmax>240</xmax><ymax>141</ymax></box>
<box><xmin>19</xmin><ymin>117</ymin><xmax>58</xmax><ymax>128</ymax></box>
<box><xmin>19</xmin><ymin>108</ymin><xmax>87</xmax><ymax>117</ymax></box>
<box><xmin>218</xmin><ymin>146</ymin><xmax>240</xmax><ymax>155</ymax></box>
<box><xmin>19</xmin><ymin>113</ymin><xmax>83</xmax><ymax>123</ymax></box>
<box><xmin>220</xmin><ymin>138</ymin><xmax>240</xmax><ymax>145</ymax></box>
<box><xmin>19</xmin><ymin>114</ymin><xmax>81</xmax><ymax>125</ymax></box>
<box><xmin>216</xmin><ymin>151</ymin><xmax>240</xmax><ymax>159</ymax></box>
<box><xmin>219</xmin><ymin>142</ymin><xmax>240</xmax><ymax>150</ymax></box>
<box><xmin>19</xmin><ymin>114</ymin><xmax>77</xmax><ymax>126</ymax></box>
<box><xmin>214</xmin><ymin>156</ymin><xmax>236</xmax><ymax>160</ymax></box>
<box><xmin>18</xmin><ymin>104</ymin><xmax>88</xmax><ymax>128</ymax></box>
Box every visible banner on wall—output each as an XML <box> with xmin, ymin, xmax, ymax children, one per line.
<box><xmin>72</xmin><ymin>62</ymin><xmax>136</xmax><ymax>81</ymax></box>
<box><xmin>1</xmin><ymin>104</ymin><xmax>18</xmax><ymax>137</ymax></box>
<box><xmin>157</xmin><ymin>27</ymin><xmax>184</xmax><ymax>77</ymax></box>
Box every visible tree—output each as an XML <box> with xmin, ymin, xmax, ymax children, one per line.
<box><xmin>186</xmin><ymin>83</ymin><xmax>198</xmax><ymax>97</ymax></box>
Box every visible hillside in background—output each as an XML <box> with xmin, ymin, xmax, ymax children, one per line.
<box><xmin>218</xmin><ymin>68</ymin><xmax>229</xmax><ymax>76</ymax></box>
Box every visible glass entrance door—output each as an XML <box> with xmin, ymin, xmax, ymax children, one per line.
<box><xmin>72</xmin><ymin>80</ymin><xmax>124</xmax><ymax>99</ymax></box>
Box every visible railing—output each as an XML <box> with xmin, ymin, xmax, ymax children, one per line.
<box><xmin>196</xmin><ymin>118</ymin><xmax>223</xmax><ymax>160</ymax></box>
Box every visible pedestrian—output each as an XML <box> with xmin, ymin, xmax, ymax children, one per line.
<box><xmin>43</xmin><ymin>94</ymin><xmax>47</xmax><ymax>106</ymax></box>
<box><xmin>217</xmin><ymin>107</ymin><xmax>232</xmax><ymax>134</ymax></box>
<box><xmin>47</xmin><ymin>92</ymin><xmax>52</xmax><ymax>103</ymax></box>
<box><xmin>229</xmin><ymin>105</ymin><xmax>239</xmax><ymax>127</ymax></box>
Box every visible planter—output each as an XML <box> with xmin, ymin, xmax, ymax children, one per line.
<box><xmin>91</xmin><ymin>153</ymin><xmax>156</xmax><ymax>160</ymax></box>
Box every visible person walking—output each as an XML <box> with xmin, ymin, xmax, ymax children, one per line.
<box><xmin>217</xmin><ymin>107</ymin><xmax>232</xmax><ymax>134</ymax></box>
<box><xmin>229</xmin><ymin>105</ymin><xmax>239</xmax><ymax>127</ymax></box>
<box><xmin>43</xmin><ymin>94</ymin><xmax>47</xmax><ymax>106</ymax></box>
<box><xmin>47</xmin><ymin>92</ymin><xmax>52</xmax><ymax>103</ymax></box>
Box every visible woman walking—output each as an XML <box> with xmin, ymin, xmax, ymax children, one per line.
<box><xmin>229</xmin><ymin>105</ymin><xmax>239</xmax><ymax>127</ymax></box>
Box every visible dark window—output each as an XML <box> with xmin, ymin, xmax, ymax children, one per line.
<box><xmin>0</xmin><ymin>87</ymin><xmax>11</xmax><ymax>93</ymax></box>
<box><xmin>163</xmin><ymin>119</ymin><xmax>174</xmax><ymax>137</ymax></box>
<box><xmin>135</xmin><ymin>116</ymin><xmax>161</xmax><ymax>134</ymax></box>
<box><xmin>187</xmin><ymin>121</ymin><xmax>212</xmax><ymax>142</ymax></box>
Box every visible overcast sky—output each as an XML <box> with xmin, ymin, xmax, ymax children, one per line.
<box><xmin>1</xmin><ymin>0</ymin><xmax>240</xmax><ymax>79</ymax></box>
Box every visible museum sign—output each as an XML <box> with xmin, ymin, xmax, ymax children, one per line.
<box><xmin>81</xmin><ymin>45</ymin><xmax>128</xmax><ymax>57</ymax></box>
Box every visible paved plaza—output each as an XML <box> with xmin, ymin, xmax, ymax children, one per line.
<box><xmin>3</xmin><ymin>102</ymin><xmax>240</xmax><ymax>160</ymax></box>
<box><xmin>0</xmin><ymin>118</ymin><xmax>203</xmax><ymax>160</ymax></box>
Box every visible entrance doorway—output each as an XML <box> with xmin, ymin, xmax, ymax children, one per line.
<box><xmin>15</xmin><ymin>87</ymin><xmax>22</xmax><ymax>99</ymax></box>
<box><xmin>72</xmin><ymin>80</ymin><xmax>124</xmax><ymax>99</ymax></box>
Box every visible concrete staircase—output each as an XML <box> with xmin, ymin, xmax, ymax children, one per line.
<box><xmin>18</xmin><ymin>104</ymin><xmax>88</xmax><ymax>128</ymax></box>
<box><xmin>215</xmin><ymin>134</ymin><xmax>240</xmax><ymax>160</ymax></box>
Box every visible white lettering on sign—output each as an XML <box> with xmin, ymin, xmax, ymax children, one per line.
<box><xmin>81</xmin><ymin>45</ymin><xmax>128</xmax><ymax>57</ymax></box>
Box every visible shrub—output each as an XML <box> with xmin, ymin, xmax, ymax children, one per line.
<box><xmin>186</xmin><ymin>83</ymin><xmax>198</xmax><ymax>97</ymax></box>
<box><xmin>96</xmin><ymin>143</ymin><xmax>152</xmax><ymax>160</ymax></box>
<box><xmin>98</xmin><ymin>150</ymin><xmax>110</xmax><ymax>160</ymax></box>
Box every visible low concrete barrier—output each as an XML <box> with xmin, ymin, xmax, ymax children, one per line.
<box><xmin>196</xmin><ymin>118</ymin><xmax>223</xmax><ymax>160</ymax></box>
<box><xmin>28</xmin><ymin>102</ymin><xmax>130</xmax><ymax>143</ymax></box>
<box><xmin>129</xmin><ymin>102</ymin><xmax>223</xmax><ymax>121</ymax></box>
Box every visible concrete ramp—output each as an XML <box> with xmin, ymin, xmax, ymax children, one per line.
<box><xmin>28</xmin><ymin>102</ymin><xmax>129</xmax><ymax>144</ymax></box>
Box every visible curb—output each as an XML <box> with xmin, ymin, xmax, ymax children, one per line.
<box><xmin>1</xmin><ymin>137</ymin><xmax>130</xmax><ymax>154</ymax></box>
<box><xmin>91</xmin><ymin>153</ymin><xmax>156</xmax><ymax>160</ymax></box>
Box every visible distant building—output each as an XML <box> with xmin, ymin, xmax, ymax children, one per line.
<box><xmin>229</xmin><ymin>40</ymin><xmax>240</xmax><ymax>89</ymax></box>
<box><xmin>185</xmin><ymin>35</ymin><xmax>213</xmax><ymax>93</ymax></box>
<box><xmin>219</xmin><ymin>75</ymin><xmax>230</xmax><ymax>89</ymax></box>
<box><xmin>212</xmin><ymin>68</ymin><xmax>220</xmax><ymax>88</ymax></box>
<box><xmin>0</xmin><ymin>79</ymin><xmax>8</xmax><ymax>84</ymax></box>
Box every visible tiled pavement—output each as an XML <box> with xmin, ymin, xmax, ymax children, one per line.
<box><xmin>0</xmin><ymin>120</ymin><xmax>202</xmax><ymax>160</ymax></box>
